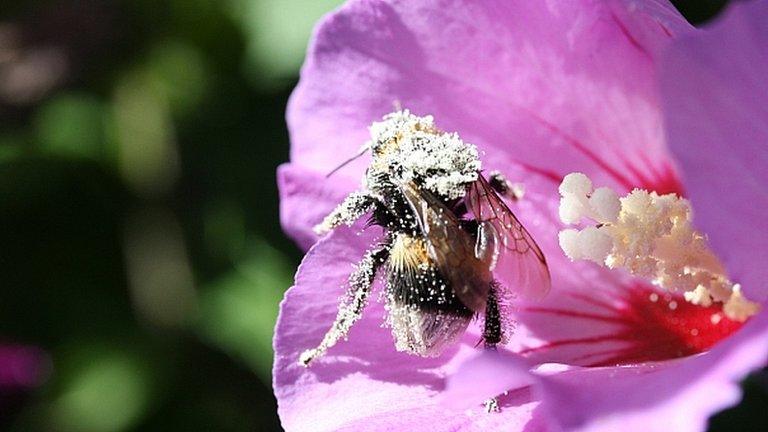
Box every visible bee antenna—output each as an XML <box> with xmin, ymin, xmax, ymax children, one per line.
<box><xmin>326</xmin><ymin>144</ymin><xmax>370</xmax><ymax>178</ymax></box>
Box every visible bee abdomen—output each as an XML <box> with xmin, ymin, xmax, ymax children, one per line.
<box><xmin>386</xmin><ymin>305</ymin><xmax>471</xmax><ymax>357</ymax></box>
<box><xmin>385</xmin><ymin>233</ymin><xmax>473</xmax><ymax>356</ymax></box>
<box><xmin>386</xmin><ymin>234</ymin><xmax>471</xmax><ymax>313</ymax></box>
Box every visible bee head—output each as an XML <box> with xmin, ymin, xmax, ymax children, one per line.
<box><xmin>366</xmin><ymin>110</ymin><xmax>481</xmax><ymax>200</ymax></box>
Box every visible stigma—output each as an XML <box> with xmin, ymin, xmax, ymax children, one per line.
<box><xmin>557</xmin><ymin>172</ymin><xmax>759</xmax><ymax>322</ymax></box>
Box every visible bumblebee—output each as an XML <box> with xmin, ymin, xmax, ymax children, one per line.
<box><xmin>300</xmin><ymin>110</ymin><xmax>550</xmax><ymax>366</ymax></box>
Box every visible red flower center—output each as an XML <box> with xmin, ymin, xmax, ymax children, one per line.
<box><xmin>519</xmin><ymin>284</ymin><xmax>744</xmax><ymax>367</ymax></box>
<box><xmin>591</xmin><ymin>285</ymin><xmax>743</xmax><ymax>366</ymax></box>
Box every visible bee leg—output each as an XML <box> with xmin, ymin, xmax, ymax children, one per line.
<box><xmin>313</xmin><ymin>192</ymin><xmax>377</xmax><ymax>235</ymax></box>
<box><xmin>481</xmin><ymin>282</ymin><xmax>503</xmax><ymax>349</ymax></box>
<box><xmin>488</xmin><ymin>171</ymin><xmax>523</xmax><ymax>201</ymax></box>
<box><xmin>481</xmin><ymin>284</ymin><xmax>505</xmax><ymax>413</ymax></box>
<box><xmin>487</xmin><ymin>171</ymin><xmax>511</xmax><ymax>195</ymax></box>
<box><xmin>299</xmin><ymin>245</ymin><xmax>390</xmax><ymax>366</ymax></box>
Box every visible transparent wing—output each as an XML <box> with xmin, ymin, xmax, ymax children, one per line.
<box><xmin>400</xmin><ymin>183</ymin><xmax>493</xmax><ymax>312</ymax></box>
<box><xmin>466</xmin><ymin>174</ymin><xmax>551</xmax><ymax>300</ymax></box>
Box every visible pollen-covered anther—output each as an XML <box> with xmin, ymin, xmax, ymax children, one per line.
<box><xmin>558</xmin><ymin>229</ymin><xmax>582</xmax><ymax>260</ymax></box>
<box><xmin>558</xmin><ymin>172</ymin><xmax>593</xmax><ymax>196</ymax></box>
<box><xmin>684</xmin><ymin>285</ymin><xmax>713</xmax><ymax>307</ymax></box>
<box><xmin>558</xmin><ymin>227</ymin><xmax>612</xmax><ymax>264</ymax></box>
<box><xmin>558</xmin><ymin>194</ymin><xmax>587</xmax><ymax>225</ymax></box>
<box><xmin>557</xmin><ymin>172</ymin><xmax>760</xmax><ymax>322</ymax></box>
<box><xmin>724</xmin><ymin>285</ymin><xmax>760</xmax><ymax>322</ymax></box>
<box><xmin>589</xmin><ymin>187</ymin><xmax>621</xmax><ymax>223</ymax></box>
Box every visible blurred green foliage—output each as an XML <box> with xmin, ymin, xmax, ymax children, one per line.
<box><xmin>0</xmin><ymin>0</ymin><xmax>341</xmax><ymax>430</ymax></box>
<box><xmin>0</xmin><ymin>0</ymin><xmax>763</xmax><ymax>431</ymax></box>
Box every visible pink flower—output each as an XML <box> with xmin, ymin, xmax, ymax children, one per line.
<box><xmin>274</xmin><ymin>1</ymin><xmax>768</xmax><ymax>431</ymax></box>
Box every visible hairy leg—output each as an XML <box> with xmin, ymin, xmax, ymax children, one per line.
<box><xmin>481</xmin><ymin>283</ymin><xmax>505</xmax><ymax>413</ymax></box>
<box><xmin>299</xmin><ymin>244</ymin><xmax>390</xmax><ymax>366</ymax></box>
<box><xmin>313</xmin><ymin>192</ymin><xmax>376</xmax><ymax>235</ymax></box>
<box><xmin>488</xmin><ymin>170</ymin><xmax>524</xmax><ymax>201</ymax></box>
<box><xmin>481</xmin><ymin>282</ymin><xmax>503</xmax><ymax>349</ymax></box>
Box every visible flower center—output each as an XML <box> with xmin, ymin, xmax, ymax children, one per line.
<box><xmin>518</xmin><ymin>281</ymin><xmax>746</xmax><ymax>366</ymax></box>
<box><xmin>556</xmin><ymin>172</ymin><xmax>760</xmax><ymax>323</ymax></box>
<box><xmin>590</xmin><ymin>285</ymin><xmax>743</xmax><ymax>366</ymax></box>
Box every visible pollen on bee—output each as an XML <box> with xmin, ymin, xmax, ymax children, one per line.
<box><xmin>557</xmin><ymin>172</ymin><xmax>760</xmax><ymax>322</ymax></box>
<box><xmin>366</xmin><ymin>110</ymin><xmax>481</xmax><ymax>200</ymax></box>
<box><xmin>389</xmin><ymin>233</ymin><xmax>431</xmax><ymax>272</ymax></box>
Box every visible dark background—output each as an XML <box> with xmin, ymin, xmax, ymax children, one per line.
<box><xmin>0</xmin><ymin>0</ymin><xmax>763</xmax><ymax>431</ymax></box>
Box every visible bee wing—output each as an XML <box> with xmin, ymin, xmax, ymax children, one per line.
<box><xmin>466</xmin><ymin>174</ymin><xmax>551</xmax><ymax>301</ymax></box>
<box><xmin>400</xmin><ymin>183</ymin><xmax>492</xmax><ymax>312</ymax></box>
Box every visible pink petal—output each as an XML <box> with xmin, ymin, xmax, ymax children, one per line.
<box><xmin>273</xmin><ymin>227</ymin><xmax>538</xmax><ymax>431</ymax></box>
<box><xmin>281</xmin><ymin>0</ymin><xmax>690</xmax><ymax>247</ymax></box>
<box><xmin>449</xmin><ymin>3</ymin><xmax>768</xmax><ymax>430</ymax></box>
<box><xmin>447</xmin><ymin>309</ymin><xmax>768</xmax><ymax>432</ymax></box>
<box><xmin>529</xmin><ymin>3</ymin><xmax>768</xmax><ymax>426</ymax></box>
<box><xmin>660</xmin><ymin>0</ymin><xmax>768</xmax><ymax>302</ymax></box>
<box><xmin>276</xmin><ymin>1</ymin><xmax>768</xmax><ymax>431</ymax></box>
<box><xmin>287</xmin><ymin>0</ymin><xmax>691</xmax><ymax>198</ymax></box>
<box><xmin>537</xmin><ymin>310</ymin><xmax>768</xmax><ymax>432</ymax></box>
<box><xmin>281</xmin><ymin>0</ymin><xmax>689</xmax><ymax>246</ymax></box>
<box><xmin>277</xmin><ymin>163</ymin><xmax>355</xmax><ymax>250</ymax></box>
<box><xmin>441</xmin><ymin>350</ymin><xmax>535</xmax><ymax>411</ymax></box>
